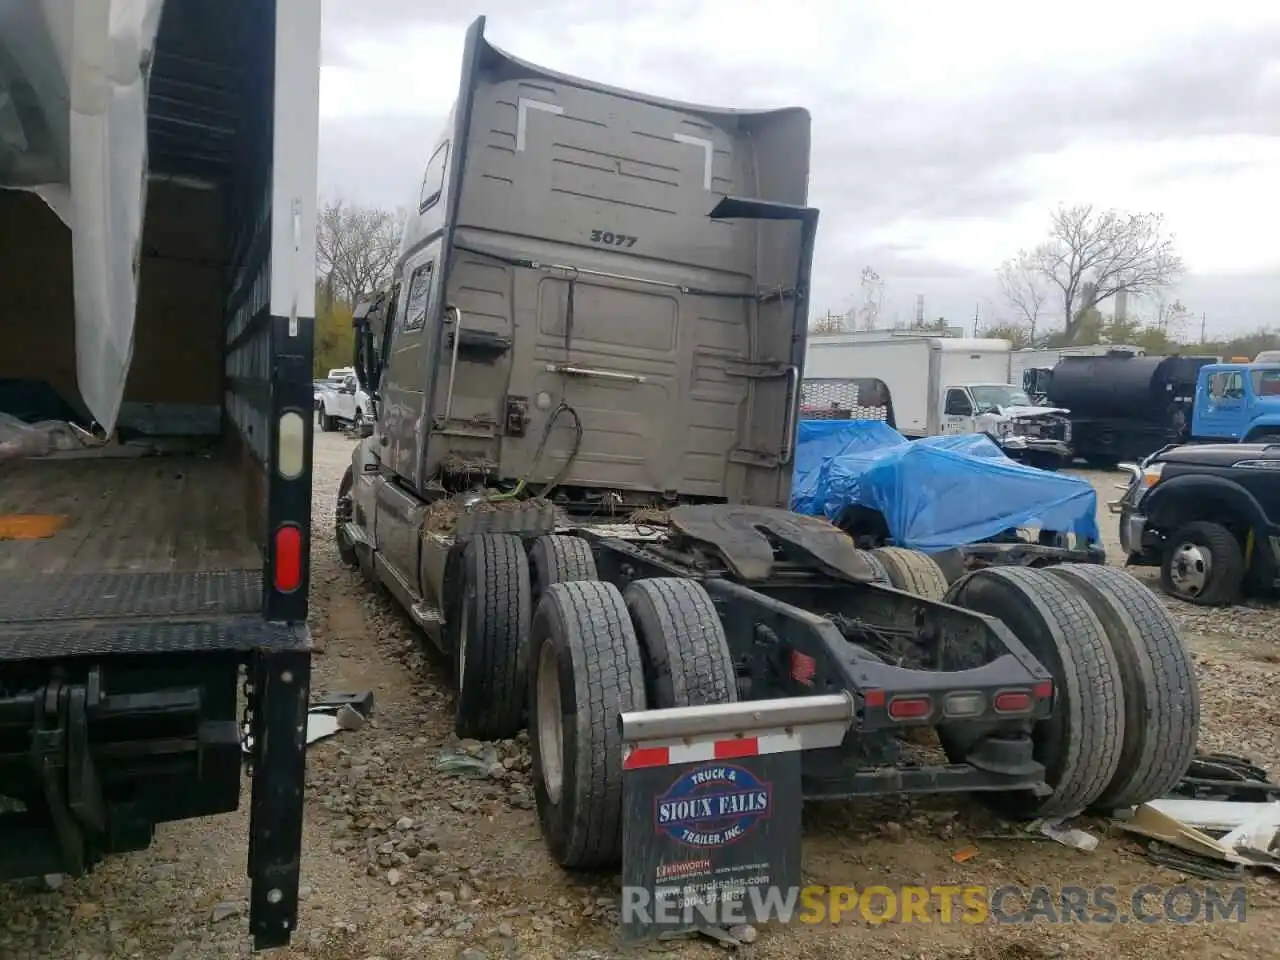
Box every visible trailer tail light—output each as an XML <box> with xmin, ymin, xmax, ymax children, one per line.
<box><xmin>887</xmin><ymin>696</ymin><xmax>932</xmax><ymax>721</ymax></box>
<box><xmin>1033</xmin><ymin>679</ymin><xmax>1053</xmax><ymax>699</ymax></box>
<box><xmin>942</xmin><ymin>692</ymin><xmax>985</xmax><ymax>719</ymax></box>
<box><xmin>993</xmin><ymin>690</ymin><xmax>1034</xmax><ymax>715</ymax></box>
<box><xmin>274</xmin><ymin>524</ymin><xmax>303</xmax><ymax>593</ymax></box>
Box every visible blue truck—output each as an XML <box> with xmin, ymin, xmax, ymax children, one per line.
<box><xmin>1190</xmin><ymin>361</ymin><xmax>1280</xmax><ymax>443</ymax></box>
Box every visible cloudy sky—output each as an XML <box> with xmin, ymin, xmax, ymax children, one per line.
<box><xmin>318</xmin><ymin>0</ymin><xmax>1280</xmax><ymax>338</ymax></box>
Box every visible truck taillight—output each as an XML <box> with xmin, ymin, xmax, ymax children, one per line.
<box><xmin>887</xmin><ymin>696</ymin><xmax>932</xmax><ymax>721</ymax></box>
<box><xmin>274</xmin><ymin>525</ymin><xmax>303</xmax><ymax>593</ymax></box>
<box><xmin>993</xmin><ymin>690</ymin><xmax>1033</xmax><ymax>714</ymax></box>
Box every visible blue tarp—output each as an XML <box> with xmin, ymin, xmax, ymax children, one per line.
<box><xmin>790</xmin><ymin>420</ymin><xmax>1100</xmax><ymax>553</ymax></box>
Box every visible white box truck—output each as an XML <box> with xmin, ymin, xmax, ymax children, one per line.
<box><xmin>803</xmin><ymin>331</ymin><xmax>1072</xmax><ymax>467</ymax></box>
<box><xmin>0</xmin><ymin>0</ymin><xmax>320</xmax><ymax>947</ymax></box>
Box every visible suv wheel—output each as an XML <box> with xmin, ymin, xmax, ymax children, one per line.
<box><xmin>1160</xmin><ymin>521</ymin><xmax>1243</xmax><ymax>606</ymax></box>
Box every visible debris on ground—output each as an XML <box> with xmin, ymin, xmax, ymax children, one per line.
<box><xmin>1036</xmin><ymin>817</ymin><xmax>1100</xmax><ymax>852</ymax></box>
<box><xmin>1115</xmin><ymin>756</ymin><xmax>1280</xmax><ymax>877</ymax></box>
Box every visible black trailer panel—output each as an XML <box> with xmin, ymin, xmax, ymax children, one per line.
<box><xmin>1047</xmin><ymin>354</ymin><xmax>1215</xmax><ymax>419</ymax></box>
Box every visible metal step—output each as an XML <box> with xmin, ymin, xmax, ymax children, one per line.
<box><xmin>0</xmin><ymin>570</ymin><xmax>262</xmax><ymax>625</ymax></box>
<box><xmin>0</xmin><ymin>616</ymin><xmax>309</xmax><ymax>663</ymax></box>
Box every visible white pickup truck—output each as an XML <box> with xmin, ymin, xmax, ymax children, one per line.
<box><xmin>314</xmin><ymin>367</ymin><xmax>371</xmax><ymax>432</ymax></box>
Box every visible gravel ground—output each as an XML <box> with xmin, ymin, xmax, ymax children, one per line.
<box><xmin>1</xmin><ymin>443</ymin><xmax>1277</xmax><ymax>960</ymax></box>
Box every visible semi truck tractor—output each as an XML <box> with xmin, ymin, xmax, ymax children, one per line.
<box><xmin>336</xmin><ymin>16</ymin><xmax>1199</xmax><ymax>877</ymax></box>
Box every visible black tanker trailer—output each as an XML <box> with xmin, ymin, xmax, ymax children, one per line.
<box><xmin>1046</xmin><ymin>354</ymin><xmax>1218</xmax><ymax>466</ymax></box>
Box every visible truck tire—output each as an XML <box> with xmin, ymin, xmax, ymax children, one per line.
<box><xmin>1044</xmin><ymin>564</ymin><xmax>1199</xmax><ymax>808</ymax></box>
<box><xmin>454</xmin><ymin>534</ymin><xmax>532</xmax><ymax>741</ymax></box>
<box><xmin>870</xmin><ymin>547</ymin><xmax>949</xmax><ymax>601</ymax></box>
<box><xmin>1160</xmin><ymin>521</ymin><xmax>1244</xmax><ymax>606</ymax></box>
<box><xmin>624</xmin><ymin>578</ymin><xmax>738</xmax><ymax>708</ymax></box>
<box><xmin>317</xmin><ymin>407</ymin><xmax>334</xmax><ymax>432</ymax></box>
<box><xmin>529</xmin><ymin>535</ymin><xmax>597</xmax><ymax>605</ymax></box>
<box><xmin>528</xmin><ymin>581</ymin><xmax>647</xmax><ymax>868</ymax></box>
<box><xmin>335</xmin><ymin>467</ymin><xmax>358</xmax><ymax>568</ymax></box>
<box><xmin>855</xmin><ymin>549</ymin><xmax>892</xmax><ymax>584</ymax></box>
<box><xmin>943</xmin><ymin>566</ymin><xmax>1125</xmax><ymax>817</ymax></box>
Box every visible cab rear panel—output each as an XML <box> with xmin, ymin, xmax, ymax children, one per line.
<box><xmin>384</xmin><ymin>27</ymin><xmax>811</xmax><ymax>510</ymax></box>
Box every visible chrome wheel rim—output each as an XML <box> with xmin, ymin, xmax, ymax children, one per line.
<box><xmin>1170</xmin><ymin>542</ymin><xmax>1211</xmax><ymax>596</ymax></box>
<box><xmin>536</xmin><ymin>639</ymin><xmax>564</xmax><ymax>805</ymax></box>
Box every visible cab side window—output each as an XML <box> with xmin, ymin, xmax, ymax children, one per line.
<box><xmin>401</xmin><ymin>262</ymin><xmax>435</xmax><ymax>332</ymax></box>
<box><xmin>1253</xmin><ymin>370</ymin><xmax>1280</xmax><ymax>397</ymax></box>
<box><xmin>945</xmin><ymin>388</ymin><xmax>972</xmax><ymax>416</ymax></box>
<box><xmin>419</xmin><ymin>142</ymin><xmax>449</xmax><ymax>213</ymax></box>
<box><xmin>1209</xmin><ymin>371</ymin><xmax>1245</xmax><ymax>400</ymax></box>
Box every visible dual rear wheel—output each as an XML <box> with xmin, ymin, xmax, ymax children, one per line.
<box><xmin>450</xmin><ymin>536</ymin><xmax>1199</xmax><ymax>869</ymax></box>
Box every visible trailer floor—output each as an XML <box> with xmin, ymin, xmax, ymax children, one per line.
<box><xmin>0</xmin><ymin>451</ymin><xmax>272</xmax><ymax>658</ymax></box>
<box><xmin>0</xmin><ymin>451</ymin><xmax>259</xmax><ymax>577</ymax></box>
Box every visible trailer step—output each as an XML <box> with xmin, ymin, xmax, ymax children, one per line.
<box><xmin>0</xmin><ymin>615</ymin><xmax>309</xmax><ymax>662</ymax></box>
<box><xmin>0</xmin><ymin>569</ymin><xmax>262</xmax><ymax>625</ymax></box>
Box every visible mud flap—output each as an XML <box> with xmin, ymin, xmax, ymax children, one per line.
<box><xmin>618</xmin><ymin>695</ymin><xmax>852</xmax><ymax>942</ymax></box>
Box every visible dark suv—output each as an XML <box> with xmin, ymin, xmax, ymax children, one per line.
<box><xmin>1112</xmin><ymin>443</ymin><xmax>1280</xmax><ymax>605</ymax></box>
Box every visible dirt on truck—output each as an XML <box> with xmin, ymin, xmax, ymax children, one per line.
<box><xmin>0</xmin><ymin>0</ymin><xmax>320</xmax><ymax>949</ymax></box>
<box><xmin>337</xmin><ymin>13</ymin><xmax>1201</xmax><ymax>932</ymax></box>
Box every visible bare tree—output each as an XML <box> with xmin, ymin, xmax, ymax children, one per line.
<box><xmin>1148</xmin><ymin>289</ymin><xmax>1192</xmax><ymax>338</ymax></box>
<box><xmin>316</xmin><ymin>199</ymin><xmax>407</xmax><ymax>306</ymax></box>
<box><xmin>811</xmin><ymin>313</ymin><xmax>846</xmax><ymax>334</ymax></box>
<box><xmin>1027</xmin><ymin>204</ymin><xmax>1183</xmax><ymax>342</ymax></box>
<box><xmin>855</xmin><ymin>266</ymin><xmax>885</xmax><ymax>330</ymax></box>
<box><xmin>996</xmin><ymin>254</ymin><xmax>1048</xmax><ymax>340</ymax></box>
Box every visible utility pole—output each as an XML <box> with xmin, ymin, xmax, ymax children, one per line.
<box><xmin>1200</xmin><ymin>312</ymin><xmax>1206</xmax><ymax>343</ymax></box>
<box><xmin>972</xmin><ymin>303</ymin><xmax>980</xmax><ymax>337</ymax></box>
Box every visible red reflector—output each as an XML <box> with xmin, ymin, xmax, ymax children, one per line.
<box><xmin>274</xmin><ymin>525</ymin><xmax>303</xmax><ymax>593</ymax></box>
<box><xmin>1033</xmin><ymin>680</ymin><xmax>1053</xmax><ymax>699</ymax></box>
<box><xmin>714</xmin><ymin>737</ymin><xmax>758</xmax><ymax>760</ymax></box>
<box><xmin>994</xmin><ymin>690</ymin><xmax>1033</xmax><ymax>713</ymax></box>
<box><xmin>623</xmin><ymin>746</ymin><xmax>669</xmax><ymax>769</ymax></box>
<box><xmin>790</xmin><ymin>651</ymin><xmax>816</xmax><ymax>686</ymax></box>
<box><xmin>863</xmin><ymin>689</ymin><xmax>886</xmax><ymax>708</ymax></box>
<box><xmin>887</xmin><ymin>696</ymin><xmax>932</xmax><ymax>720</ymax></box>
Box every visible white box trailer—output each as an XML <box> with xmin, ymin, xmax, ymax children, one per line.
<box><xmin>0</xmin><ymin>0</ymin><xmax>321</xmax><ymax>947</ymax></box>
<box><xmin>805</xmin><ymin>334</ymin><xmax>1012</xmax><ymax>436</ymax></box>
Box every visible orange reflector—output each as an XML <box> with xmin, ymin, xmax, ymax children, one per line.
<box><xmin>0</xmin><ymin>514</ymin><xmax>68</xmax><ymax>540</ymax></box>
<box><xmin>274</xmin><ymin>525</ymin><xmax>303</xmax><ymax>593</ymax></box>
<box><xmin>887</xmin><ymin>696</ymin><xmax>932</xmax><ymax>720</ymax></box>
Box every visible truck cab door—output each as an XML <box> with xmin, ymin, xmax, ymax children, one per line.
<box><xmin>942</xmin><ymin>388</ymin><xmax>974</xmax><ymax>434</ymax></box>
<box><xmin>1193</xmin><ymin>367</ymin><xmax>1248</xmax><ymax>441</ymax></box>
<box><xmin>381</xmin><ymin>249</ymin><xmax>441</xmax><ymax>483</ymax></box>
